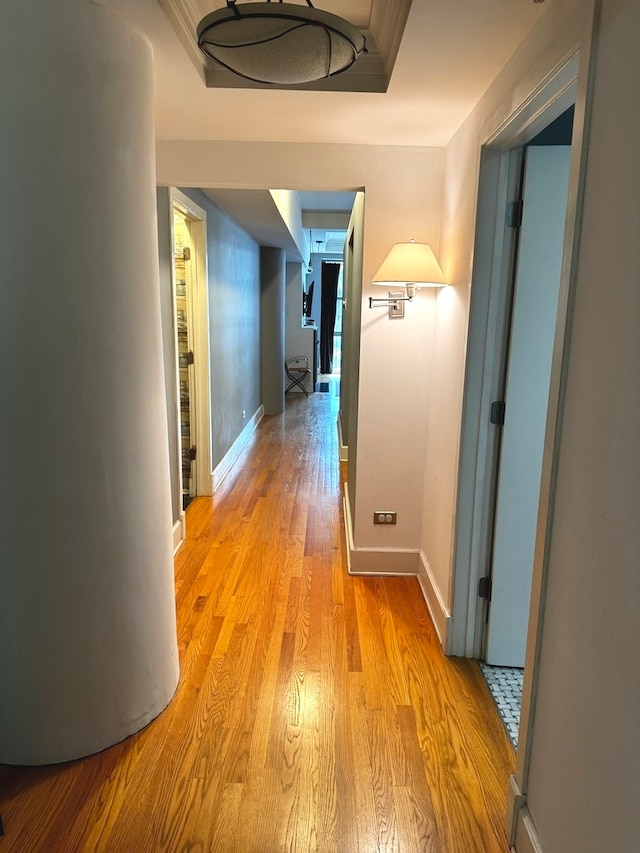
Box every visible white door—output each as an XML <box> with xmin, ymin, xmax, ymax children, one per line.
<box><xmin>485</xmin><ymin>146</ymin><xmax>571</xmax><ymax>667</ymax></box>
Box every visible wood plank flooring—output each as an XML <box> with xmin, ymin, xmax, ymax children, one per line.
<box><xmin>0</xmin><ymin>388</ymin><xmax>515</xmax><ymax>852</ymax></box>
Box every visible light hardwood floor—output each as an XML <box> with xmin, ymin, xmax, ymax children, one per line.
<box><xmin>0</xmin><ymin>389</ymin><xmax>514</xmax><ymax>852</ymax></box>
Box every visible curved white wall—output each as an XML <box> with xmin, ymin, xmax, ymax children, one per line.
<box><xmin>0</xmin><ymin>0</ymin><xmax>179</xmax><ymax>764</ymax></box>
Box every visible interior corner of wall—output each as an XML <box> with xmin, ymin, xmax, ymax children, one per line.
<box><xmin>342</xmin><ymin>494</ymin><xmax>418</xmax><ymax>576</ymax></box>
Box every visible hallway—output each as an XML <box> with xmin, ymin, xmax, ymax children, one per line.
<box><xmin>0</xmin><ymin>391</ymin><xmax>514</xmax><ymax>852</ymax></box>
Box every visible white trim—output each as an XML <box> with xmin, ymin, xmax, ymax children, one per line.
<box><xmin>169</xmin><ymin>188</ymin><xmax>213</xmax><ymax>500</ymax></box>
<box><xmin>348</xmin><ymin>548</ymin><xmax>418</xmax><ymax>576</ymax></box>
<box><xmin>451</xmin><ymin>51</ymin><xmax>586</xmax><ymax>660</ymax></box>
<box><xmin>343</xmin><ymin>492</ymin><xmax>355</xmax><ymax>574</ymax></box>
<box><xmin>191</xmin><ymin>212</ymin><xmax>213</xmax><ymax>496</ymax></box>
<box><xmin>172</xmin><ymin>512</ymin><xmax>186</xmax><ymax>555</ymax></box>
<box><xmin>516</xmin><ymin>0</ymin><xmax>598</xmax><ymax>796</ymax></box>
<box><xmin>342</xmin><ymin>493</ymin><xmax>418</xmax><ymax>575</ymax></box>
<box><xmin>450</xmin><ymin>5</ymin><xmax>598</xmax><ymax>839</ymax></box>
<box><xmin>484</xmin><ymin>52</ymin><xmax>579</xmax><ymax>150</ymax></box>
<box><xmin>506</xmin><ymin>773</ymin><xmax>527</xmax><ymax>847</ymax></box>
<box><xmin>513</xmin><ymin>806</ymin><xmax>546</xmax><ymax>853</ymax></box>
<box><xmin>213</xmin><ymin>405</ymin><xmax>264</xmax><ymax>491</ymax></box>
<box><xmin>337</xmin><ymin>413</ymin><xmax>348</xmax><ymax>462</ymax></box>
<box><xmin>417</xmin><ymin>552</ymin><xmax>452</xmax><ymax>649</ymax></box>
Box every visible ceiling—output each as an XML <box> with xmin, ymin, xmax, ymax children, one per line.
<box><xmin>202</xmin><ymin>188</ymin><xmax>355</xmax><ymax>257</ymax></box>
<box><xmin>100</xmin><ymin>0</ymin><xmax>549</xmax><ymax>253</ymax></box>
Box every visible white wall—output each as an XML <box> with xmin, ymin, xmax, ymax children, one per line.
<box><xmin>436</xmin><ymin>0</ymin><xmax>639</xmax><ymax>848</ymax></box>
<box><xmin>270</xmin><ymin>189</ymin><xmax>307</xmax><ymax>262</ymax></box>
<box><xmin>524</xmin><ymin>1</ymin><xmax>640</xmax><ymax>849</ymax></box>
<box><xmin>341</xmin><ymin>193</ymin><xmax>366</xmax><ymax>513</ymax></box>
<box><xmin>156</xmin><ymin>141</ymin><xmax>444</xmax><ymax>558</ymax></box>
<box><xmin>423</xmin><ymin>0</ymin><xmax>593</xmax><ymax>607</ymax></box>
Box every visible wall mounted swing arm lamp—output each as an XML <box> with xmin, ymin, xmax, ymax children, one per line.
<box><xmin>369</xmin><ymin>240</ymin><xmax>447</xmax><ymax>318</ymax></box>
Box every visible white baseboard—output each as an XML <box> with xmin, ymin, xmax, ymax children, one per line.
<box><xmin>213</xmin><ymin>405</ymin><xmax>264</xmax><ymax>492</ymax></box>
<box><xmin>506</xmin><ymin>774</ymin><xmax>527</xmax><ymax>847</ymax></box>
<box><xmin>513</xmin><ymin>806</ymin><xmax>546</xmax><ymax>853</ymax></box>
<box><xmin>342</xmin><ymin>493</ymin><xmax>419</xmax><ymax>576</ymax></box>
<box><xmin>173</xmin><ymin>512</ymin><xmax>186</xmax><ymax>555</ymax></box>
<box><xmin>337</xmin><ymin>414</ymin><xmax>348</xmax><ymax>462</ymax></box>
<box><xmin>506</xmin><ymin>773</ymin><xmax>546</xmax><ymax>853</ymax></box>
<box><xmin>417</xmin><ymin>551</ymin><xmax>452</xmax><ymax>649</ymax></box>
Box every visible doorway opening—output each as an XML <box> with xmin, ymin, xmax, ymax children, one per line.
<box><xmin>478</xmin><ymin>107</ymin><xmax>574</xmax><ymax>746</ymax></box>
<box><xmin>315</xmin><ymin>260</ymin><xmax>344</xmax><ymax>395</ymax></box>
<box><xmin>306</xmin><ymin>252</ymin><xmax>345</xmax><ymax>395</ymax></box>
<box><xmin>170</xmin><ymin>189</ymin><xmax>213</xmax><ymax>521</ymax></box>
<box><xmin>173</xmin><ymin>210</ymin><xmax>196</xmax><ymax>509</ymax></box>
<box><xmin>450</xmin><ymin>49</ymin><xmax>586</xmax><ymax>763</ymax></box>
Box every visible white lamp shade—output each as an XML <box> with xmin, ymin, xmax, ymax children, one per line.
<box><xmin>372</xmin><ymin>241</ymin><xmax>446</xmax><ymax>287</ymax></box>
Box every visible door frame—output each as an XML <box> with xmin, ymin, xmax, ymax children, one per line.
<box><xmin>450</xmin><ymin>51</ymin><xmax>581</xmax><ymax>658</ymax></box>
<box><xmin>169</xmin><ymin>189</ymin><xmax>213</xmax><ymax>506</ymax></box>
<box><xmin>449</xmin><ymin>12</ymin><xmax>598</xmax><ymax>843</ymax></box>
<box><xmin>485</xmin><ymin>144</ymin><xmax>573</xmax><ymax>668</ymax></box>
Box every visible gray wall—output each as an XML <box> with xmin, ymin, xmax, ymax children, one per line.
<box><xmin>260</xmin><ymin>247</ymin><xmax>286</xmax><ymax>415</ymax></box>
<box><xmin>177</xmin><ymin>189</ymin><xmax>262</xmax><ymax>470</ymax></box>
<box><xmin>525</xmin><ymin>1</ymin><xmax>640</xmax><ymax>849</ymax></box>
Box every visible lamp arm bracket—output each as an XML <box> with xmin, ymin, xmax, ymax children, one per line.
<box><xmin>368</xmin><ymin>296</ymin><xmax>413</xmax><ymax>308</ymax></box>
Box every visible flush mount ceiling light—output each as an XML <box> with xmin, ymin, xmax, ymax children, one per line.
<box><xmin>197</xmin><ymin>0</ymin><xmax>367</xmax><ymax>85</ymax></box>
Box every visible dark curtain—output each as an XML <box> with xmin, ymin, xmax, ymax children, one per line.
<box><xmin>320</xmin><ymin>262</ymin><xmax>340</xmax><ymax>373</ymax></box>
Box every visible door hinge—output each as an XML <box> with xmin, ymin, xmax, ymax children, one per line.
<box><xmin>188</xmin><ymin>446</ymin><xmax>197</xmax><ymax>461</ymax></box>
<box><xmin>185</xmin><ymin>350</ymin><xmax>194</xmax><ymax>366</ymax></box>
<box><xmin>490</xmin><ymin>400</ymin><xmax>506</xmax><ymax>425</ymax></box>
<box><xmin>478</xmin><ymin>576</ymin><xmax>492</xmax><ymax>600</ymax></box>
<box><xmin>506</xmin><ymin>199</ymin><xmax>523</xmax><ymax>228</ymax></box>
<box><xmin>183</xmin><ymin>247</ymin><xmax>191</xmax><ymax>261</ymax></box>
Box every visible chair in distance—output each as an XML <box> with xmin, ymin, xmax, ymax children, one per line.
<box><xmin>285</xmin><ymin>356</ymin><xmax>311</xmax><ymax>397</ymax></box>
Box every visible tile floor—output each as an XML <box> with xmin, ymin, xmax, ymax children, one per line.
<box><xmin>479</xmin><ymin>663</ymin><xmax>524</xmax><ymax>748</ymax></box>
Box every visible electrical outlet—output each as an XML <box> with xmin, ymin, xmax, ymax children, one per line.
<box><xmin>242</xmin><ymin>410</ymin><xmax>246</xmax><ymax>419</ymax></box>
<box><xmin>373</xmin><ymin>511</ymin><xmax>397</xmax><ymax>525</ymax></box>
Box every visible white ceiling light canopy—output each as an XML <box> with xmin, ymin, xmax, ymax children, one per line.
<box><xmin>197</xmin><ymin>0</ymin><xmax>368</xmax><ymax>86</ymax></box>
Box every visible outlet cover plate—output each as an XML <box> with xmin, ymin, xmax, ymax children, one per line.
<box><xmin>374</xmin><ymin>511</ymin><xmax>397</xmax><ymax>524</ymax></box>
